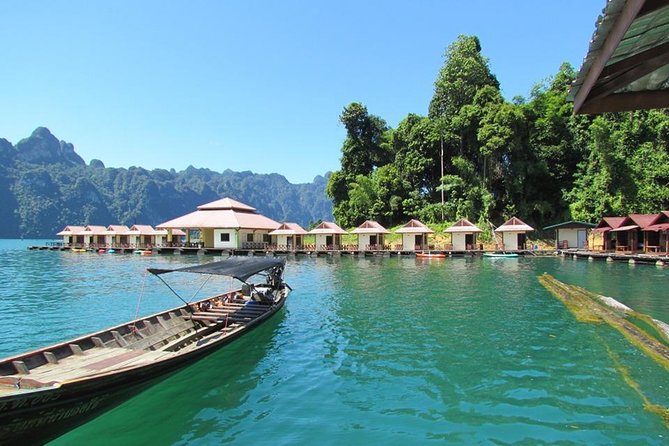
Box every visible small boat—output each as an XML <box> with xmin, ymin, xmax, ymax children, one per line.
<box><xmin>107</xmin><ymin>249</ymin><xmax>116</xmax><ymax>254</ymax></box>
<box><xmin>483</xmin><ymin>252</ymin><xmax>519</xmax><ymax>258</ymax></box>
<box><xmin>133</xmin><ymin>249</ymin><xmax>152</xmax><ymax>256</ymax></box>
<box><xmin>97</xmin><ymin>249</ymin><xmax>106</xmax><ymax>254</ymax></box>
<box><xmin>0</xmin><ymin>256</ymin><xmax>290</xmax><ymax>444</ymax></box>
<box><xmin>71</xmin><ymin>248</ymin><xmax>87</xmax><ymax>253</ymax></box>
<box><xmin>416</xmin><ymin>252</ymin><xmax>447</xmax><ymax>259</ymax></box>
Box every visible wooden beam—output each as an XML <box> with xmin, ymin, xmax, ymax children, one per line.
<box><xmin>577</xmin><ymin>91</ymin><xmax>669</xmax><ymax>114</ymax></box>
<box><xmin>573</xmin><ymin>0</ymin><xmax>646</xmax><ymax>113</ymax></box>
<box><xmin>639</xmin><ymin>0</ymin><xmax>669</xmax><ymax>16</ymax></box>
<box><xmin>589</xmin><ymin>42</ymin><xmax>669</xmax><ymax>99</ymax></box>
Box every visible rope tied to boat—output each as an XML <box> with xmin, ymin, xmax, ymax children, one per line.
<box><xmin>130</xmin><ymin>269</ymin><xmax>148</xmax><ymax>334</ymax></box>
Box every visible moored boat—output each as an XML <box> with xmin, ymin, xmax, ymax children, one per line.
<box><xmin>0</xmin><ymin>256</ymin><xmax>290</xmax><ymax>445</ymax></box>
<box><xmin>483</xmin><ymin>252</ymin><xmax>519</xmax><ymax>258</ymax></box>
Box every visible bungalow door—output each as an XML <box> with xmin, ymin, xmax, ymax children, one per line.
<box><xmin>577</xmin><ymin>230</ymin><xmax>587</xmax><ymax>249</ymax></box>
<box><xmin>415</xmin><ymin>235</ymin><xmax>423</xmax><ymax>250</ymax></box>
<box><xmin>369</xmin><ymin>235</ymin><xmax>377</xmax><ymax>249</ymax></box>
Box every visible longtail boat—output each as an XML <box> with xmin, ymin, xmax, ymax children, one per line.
<box><xmin>0</xmin><ymin>256</ymin><xmax>290</xmax><ymax>445</ymax></box>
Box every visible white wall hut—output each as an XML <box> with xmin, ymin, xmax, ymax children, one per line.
<box><xmin>128</xmin><ymin>225</ymin><xmax>164</xmax><ymax>248</ymax></box>
<box><xmin>83</xmin><ymin>225</ymin><xmax>108</xmax><ymax>248</ymax></box>
<box><xmin>444</xmin><ymin>219</ymin><xmax>482</xmax><ymax>251</ymax></box>
<box><xmin>156</xmin><ymin>197</ymin><xmax>280</xmax><ymax>249</ymax></box>
<box><xmin>308</xmin><ymin>221</ymin><xmax>348</xmax><ymax>250</ymax></box>
<box><xmin>269</xmin><ymin>223</ymin><xmax>307</xmax><ymax>250</ymax></box>
<box><xmin>104</xmin><ymin>225</ymin><xmax>131</xmax><ymax>247</ymax></box>
<box><xmin>395</xmin><ymin>219</ymin><xmax>434</xmax><ymax>251</ymax></box>
<box><xmin>351</xmin><ymin>220</ymin><xmax>390</xmax><ymax>251</ymax></box>
<box><xmin>56</xmin><ymin>226</ymin><xmax>86</xmax><ymax>246</ymax></box>
<box><xmin>495</xmin><ymin>217</ymin><xmax>534</xmax><ymax>251</ymax></box>
<box><xmin>542</xmin><ymin>221</ymin><xmax>594</xmax><ymax>249</ymax></box>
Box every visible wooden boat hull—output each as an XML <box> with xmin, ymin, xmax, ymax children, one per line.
<box><xmin>0</xmin><ymin>256</ymin><xmax>289</xmax><ymax>445</ymax></box>
<box><xmin>483</xmin><ymin>253</ymin><xmax>519</xmax><ymax>258</ymax></box>
<box><xmin>0</xmin><ymin>293</ymin><xmax>285</xmax><ymax>445</ymax></box>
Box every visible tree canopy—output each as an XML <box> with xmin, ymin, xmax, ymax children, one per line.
<box><xmin>327</xmin><ymin>35</ymin><xmax>669</xmax><ymax>231</ymax></box>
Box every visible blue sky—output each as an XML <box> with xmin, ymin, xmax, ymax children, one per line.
<box><xmin>1</xmin><ymin>1</ymin><xmax>604</xmax><ymax>184</ymax></box>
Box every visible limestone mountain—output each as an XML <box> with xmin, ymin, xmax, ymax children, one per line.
<box><xmin>0</xmin><ymin>128</ymin><xmax>333</xmax><ymax>238</ymax></box>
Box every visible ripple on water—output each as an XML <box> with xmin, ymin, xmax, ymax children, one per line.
<box><xmin>1</xmin><ymin>244</ymin><xmax>667</xmax><ymax>445</ymax></box>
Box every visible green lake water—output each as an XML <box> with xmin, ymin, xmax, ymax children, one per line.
<box><xmin>1</xmin><ymin>240</ymin><xmax>668</xmax><ymax>445</ymax></box>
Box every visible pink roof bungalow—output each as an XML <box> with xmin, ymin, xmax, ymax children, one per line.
<box><xmin>269</xmin><ymin>223</ymin><xmax>308</xmax><ymax>251</ymax></box>
<box><xmin>494</xmin><ymin>217</ymin><xmax>534</xmax><ymax>251</ymax></box>
<box><xmin>591</xmin><ymin>217</ymin><xmax>630</xmax><ymax>251</ymax></box>
<box><xmin>83</xmin><ymin>225</ymin><xmax>108</xmax><ymax>247</ymax></box>
<box><xmin>56</xmin><ymin>225</ymin><xmax>86</xmax><ymax>246</ymax></box>
<box><xmin>308</xmin><ymin>222</ymin><xmax>348</xmax><ymax>251</ymax></box>
<box><xmin>128</xmin><ymin>225</ymin><xmax>166</xmax><ymax>248</ymax></box>
<box><xmin>104</xmin><ymin>225</ymin><xmax>131</xmax><ymax>247</ymax></box>
<box><xmin>395</xmin><ymin>219</ymin><xmax>434</xmax><ymax>251</ymax></box>
<box><xmin>350</xmin><ymin>220</ymin><xmax>390</xmax><ymax>251</ymax></box>
<box><xmin>642</xmin><ymin>211</ymin><xmax>669</xmax><ymax>253</ymax></box>
<box><xmin>156</xmin><ymin>197</ymin><xmax>280</xmax><ymax>249</ymax></box>
<box><xmin>444</xmin><ymin>219</ymin><xmax>483</xmax><ymax>251</ymax></box>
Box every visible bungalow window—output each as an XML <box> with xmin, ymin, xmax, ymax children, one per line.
<box><xmin>246</xmin><ymin>234</ymin><xmax>254</xmax><ymax>242</ymax></box>
<box><xmin>220</xmin><ymin>233</ymin><xmax>230</xmax><ymax>242</ymax></box>
<box><xmin>262</xmin><ymin>234</ymin><xmax>270</xmax><ymax>243</ymax></box>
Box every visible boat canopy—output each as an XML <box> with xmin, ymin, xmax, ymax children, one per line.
<box><xmin>147</xmin><ymin>257</ymin><xmax>284</xmax><ymax>282</ymax></box>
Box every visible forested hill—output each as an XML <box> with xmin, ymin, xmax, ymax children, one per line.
<box><xmin>327</xmin><ymin>35</ymin><xmax>669</xmax><ymax>231</ymax></box>
<box><xmin>0</xmin><ymin>127</ymin><xmax>333</xmax><ymax>238</ymax></box>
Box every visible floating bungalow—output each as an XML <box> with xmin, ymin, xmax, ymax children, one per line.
<box><xmin>642</xmin><ymin>211</ymin><xmax>669</xmax><ymax>253</ymax></box>
<box><xmin>351</xmin><ymin>220</ymin><xmax>390</xmax><ymax>251</ymax></box>
<box><xmin>127</xmin><ymin>225</ymin><xmax>168</xmax><ymax>248</ymax></box>
<box><xmin>591</xmin><ymin>217</ymin><xmax>634</xmax><ymax>251</ymax></box>
<box><xmin>444</xmin><ymin>219</ymin><xmax>482</xmax><ymax>251</ymax></box>
<box><xmin>308</xmin><ymin>221</ymin><xmax>348</xmax><ymax>251</ymax></box>
<box><xmin>156</xmin><ymin>198</ymin><xmax>280</xmax><ymax>249</ymax></box>
<box><xmin>543</xmin><ymin>221</ymin><xmax>595</xmax><ymax>249</ymax></box>
<box><xmin>395</xmin><ymin>219</ymin><xmax>433</xmax><ymax>251</ymax></box>
<box><xmin>56</xmin><ymin>225</ymin><xmax>86</xmax><ymax>247</ymax></box>
<box><xmin>494</xmin><ymin>217</ymin><xmax>534</xmax><ymax>251</ymax></box>
<box><xmin>269</xmin><ymin>223</ymin><xmax>307</xmax><ymax>251</ymax></box>
<box><xmin>104</xmin><ymin>225</ymin><xmax>131</xmax><ymax>247</ymax></box>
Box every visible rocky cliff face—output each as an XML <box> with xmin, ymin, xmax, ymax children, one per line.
<box><xmin>1</xmin><ymin>127</ymin><xmax>333</xmax><ymax>238</ymax></box>
<box><xmin>15</xmin><ymin>127</ymin><xmax>85</xmax><ymax>166</ymax></box>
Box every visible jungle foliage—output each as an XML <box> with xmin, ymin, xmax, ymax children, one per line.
<box><xmin>327</xmin><ymin>35</ymin><xmax>669</xmax><ymax>230</ymax></box>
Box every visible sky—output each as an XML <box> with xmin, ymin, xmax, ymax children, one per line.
<box><xmin>0</xmin><ymin>1</ymin><xmax>605</xmax><ymax>184</ymax></box>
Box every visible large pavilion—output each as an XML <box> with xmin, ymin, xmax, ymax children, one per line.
<box><xmin>156</xmin><ymin>198</ymin><xmax>280</xmax><ymax>249</ymax></box>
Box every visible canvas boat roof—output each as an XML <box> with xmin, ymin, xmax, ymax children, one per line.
<box><xmin>147</xmin><ymin>256</ymin><xmax>285</xmax><ymax>282</ymax></box>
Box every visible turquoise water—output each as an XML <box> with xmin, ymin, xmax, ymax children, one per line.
<box><xmin>1</xmin><ymin>240</ymin><xmax>668</xmax><ymax>445</ymax></box>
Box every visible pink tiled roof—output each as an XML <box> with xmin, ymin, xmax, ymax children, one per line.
<box><xmin>157</xmin><ymin>208</ymin><xmax>279</xmax><ymax>230</ymax></box>
<box><xmin>495</xmin><ymin>217</ymin><xmax>534</xmax><ymax>233</ymax></box>
<box><xmin>197</xmin><ymin>198</ymin><xmax>256</xmax><ymax>212</ymax></box>
<box><xmin>105</xmin><ymin>225</ymin><xmax>131</xmax><ymax>235</ymax></box>
<box><xmin>308</xmin><ymin>221</ymin><xmax>348</xmax><ymax>235</ymax></box>
<box><xmin>56</xmin><ymin>225</ymin><xmax>86</xmax><ymax>236</ymax></box>
<box><xmin>129</xmin><ymin>224</ymin><xmax>157</xmax><ymax>235</ymax></box>
<box><xmin>269</xmin><ymin>222</ymin><xmax>308</xmax><ymax>236</ymax></box>
<box><xmin>444</xmin><ymin>218</ymin><xmax>483</xmax><ymax>233</ymax></box>
<box><xmin>83</xmin><ymin>225</ymin><xmax>107</xmax><ymax>234</ymax></box>
<box><xmin>351</xmin><ymin>220</ymin><xmax>390</xmax><ymax>234</ymax></box>
<box><xmin>395</xmin><ymin>219</ymin><xmax>434</xmax><ymax>234</ymax></box>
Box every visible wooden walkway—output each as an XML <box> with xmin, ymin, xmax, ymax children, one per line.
<box><xmin>559</xmin><ymin>249</ymin><xmax>668</xmax><ymax>266</ymax></box>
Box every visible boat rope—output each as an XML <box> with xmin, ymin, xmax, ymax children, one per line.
<box><xmin>130</xmin><ymin>269</ymin><xmax>149</xmax><ymax>333</ymax></box>
<box><xmin>188</xmin><ymin>274</ymin><xmax>212</xmax><ymax>303</ymax></box>
<box><xmin>153</xmin><ymin>273</ymin><xmax>193</xmax><ymax>312</ymax></box>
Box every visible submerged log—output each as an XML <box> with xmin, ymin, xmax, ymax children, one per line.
<box><xmin>538</xmin><ymin>273</ymin><xmax>669</xmax><ymax>372</ymax></box>
<box><xmin>539</xmin><ymin>273</ymin><xmax>669</xmax><ymax>426</ymax></box>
